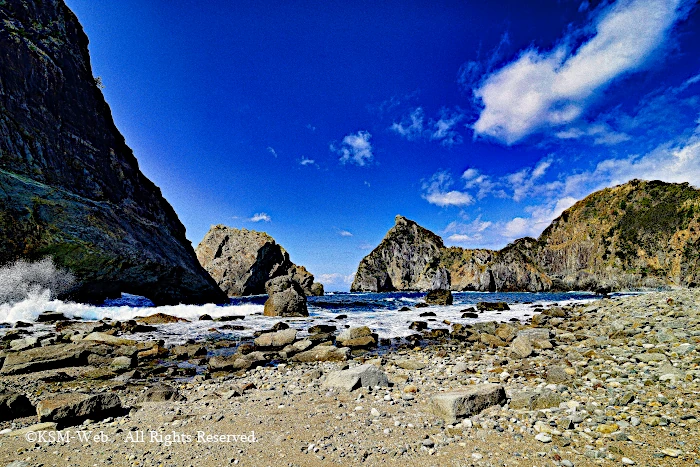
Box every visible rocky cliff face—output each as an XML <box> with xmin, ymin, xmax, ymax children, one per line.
<box><xmin>351</xmin><ymin>215</ymin><xmax>450</xmax><ymax>292</ymax></box>
<box><xmin>195</xmin><ymin>225</ymin><xmax>323</xmax><ymax>296</ymax></box>
<box><xmin>0</xmin><ymin>0</ymin><xmax>227</xmax><ymax>305</ymax></box>
<box><xmin>533</xmin><ymin>180</ymin><xmax>700</xmax><ymax>290</ymax></box>
<box><xmin>352</xmin><ymin>180</ymin><xmax>700</xmax><ymax>292</ymax></box>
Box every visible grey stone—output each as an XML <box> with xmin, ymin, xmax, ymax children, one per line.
<box><xmin>322</xmin><ymin>364</ymin><xmax>389</xmax><ymax>391</ymax></box>
<box><xmin>254</xmin><ymin>328</ymin><xmax>297</xmax><ymax>348</ymax></box>
<box><xmin>429</xmin><ymin>384</ymin><xmax>507</xmax><ymax>424</ymax></box>
<box><xmin>36</xmin><ymin>393</ymin><xmax>123</xmax><ymax>427</ymax></box>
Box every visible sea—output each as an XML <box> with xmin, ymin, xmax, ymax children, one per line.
<box><xmin>0</xmin><ymin>290</ymin><xmax>622</xmax><ymax>346</ymax></box>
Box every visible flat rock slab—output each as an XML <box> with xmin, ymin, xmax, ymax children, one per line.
<box><xmin>36</xmin><ymin>393</ymin><xmax>123</xmax><ymax>428</ymax></box>
<box><xmin>1</xmin><ymin>422</ymin><xmax>58</xmax><ymax>437</ymax></box>
<box><xmin>291</xmin><ymin>346</ymin><xmax>349</xmax><ymax>362</ymax></box>
<box><xmin>429</xmin><ymin>384</ymin><xmax>506</xmax><ymax>424</ymax></box>
<box><xmin>83</xmin><ymin>332</ymin><xmax>137</xmax><ymax>346</ymax></box>
<box><xmin>254</xmin><ymin>328</ymin><xmax>297</xmax><ymax>348</ymax></box>
<box><xmin>322</xmin><ymin>363</ymin><xmax>389</xmax><ymax>391</ymax></box>
<box><xmin>395</xmin><ymin>359</ymin><xmax>427</xmax><ymax>370</ymax></box>
<box><xmin>0</xmin><ymin>390</ymin><xmax>35</xmax><ymax>421</ymax></box>
<box><xmin>0</xmin><ymin>344</ymin><xmax>91</xmax><ymax>375</ymax></box>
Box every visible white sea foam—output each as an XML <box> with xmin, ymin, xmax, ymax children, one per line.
<box><xmin>0</xmin><ymin>292</ymin><xmax>263</xmax><ymax>324</ymax></box>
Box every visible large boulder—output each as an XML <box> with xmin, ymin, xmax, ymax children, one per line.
<box><xmin>0</xmin><ymin>0</ymin><xmax>227</xmax><ymax>305</ymax></box>
<box><xmin>195</xmin><ymin>225</ymin><xmax>323</xmax><ymax>296</ymax></box>
<box><xmin>36</xmin><ymin>393</ymin><xmax>123</xmax><ymax>427</ymax></box>
<box><xmin>425</xmin><ymin>289</ymin><xmax>453</xmax><ymax>305</ymax></box>
<box><xmin>263</xmin><ymin>276</ymin><xmax>308</xmax><ymax>317</ymax></box>
<box><xmin>429</xmin><ymin>384</ymin><xmax>507</xmax><ymax>424</ymax></box>
<box><xmin>322</xmin><ymin>364</ymin><xmax>389</xmax><ymax>391</ymax></box>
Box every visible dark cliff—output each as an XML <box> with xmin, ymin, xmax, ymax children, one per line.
<box><xmin>0</xmin><ymin>0</ymin><xmax>227</xmax><ymax>305</ymax></box>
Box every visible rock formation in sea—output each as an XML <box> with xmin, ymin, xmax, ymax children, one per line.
<box><xmin>352</xmin><ymin>180</ymin><xmax>700</xmax><ymax>292</ymax></box>
<box><xmin>195</xmin><ymin>225</ymin><xmax>324</xmax><ymax>297</ymax></box>
<box><xmin>0</xmin><ymin>0</ymin><xmax>227</xmax><ymax>305</ymax></box>
<box><xmin>351</xmin><ymin>215</ymin><xmax>450</xmax><ymax>292</ymax></box>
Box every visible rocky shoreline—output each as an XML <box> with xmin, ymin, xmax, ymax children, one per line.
<box><xmin>1</xmin><ymin>289</ymin><xmax>699</xmax><ymax>466</ymax></box>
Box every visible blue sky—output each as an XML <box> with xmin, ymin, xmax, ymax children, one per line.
<box><xmin>65</xmin><ymin>0</ymin><xmax>700</xmax><ymax>291</ymax></box>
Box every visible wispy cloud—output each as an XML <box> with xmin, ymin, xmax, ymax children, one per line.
<box><xmin>422</xmin><ymin>171</ymin><xmax>474</xmax><ymax>207</ymax></box>
<box><xmin>249</xmin><ymin>212</ymin><xmax>271</xmax><ymax>222</ymax></box>
<box><xmin>358</xmin><ymin>243</ymin><xmax>374</xmax><ymax>250</ymax></box>
<box><xmin>505</xmin><ymin>158</ymin><xmax>553</xmax><ymax>202</ymax></box>
<box><xmin>390</xmin><ymin>107</ymin><xmax>425</xmax><ymax>140</ymax></box>
<box><xmin>471</xmin><ymin>0</ymin><xmax>692</xmax><ymax>144</ymax></box>
<box><xmin>332</xmin><ymin>131</ymin><xmax>374</xmax><ymax>166</ymax></box>
<box><xmin>306</xmin><ymin>124</ymin><xmax>316</xmax><ymax>132</ymax></box>
<box><xmin>267</xmin><ymin>147</ymin><xmax>278</xmax><ymax>158</ymax></box>
<box><xmin>443</xmin><ymin>216</ymin><xmax>493</xmax><ymax>245</ymax></box>
<box><xmin>299</xmin><ymin>157</ymin><xmax>316</xmax><ymax>166</ymax></box>
<box><xmin>337</xmin><ymin>229</ymin><xmax>353</xmax><ymax>237</ymax></box>
<box><xmin>390</xmin><ymin>107</ymin><xmax>465</xmax><ymax>147</ymax></box>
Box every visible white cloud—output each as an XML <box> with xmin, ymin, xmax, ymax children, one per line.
<box><xmin>391</xmin><ymin>107</ymin><xmax>464</xmax><ymax>146</ymax></box>
<box><xmin>317</xmin><ymin>273</ymin><xmax>356</xmax><ymax>290</ymax></box>
<box><xmin>390</xmin><ymin>107</ymin><xmax>424</xmax><ymax>140</ymax></box>
<box><xmin>561</xmin><ymin>128</ymin><xmax>700</xmax><ymax>196</ymax></box>
<box><xmin>422</xmin><ymin>171</ymin><xmax>474</xmax><ymax>207</ymax></box>
<box><xmin>249</xmin><ymin>212</ymin><xmax>271</xmax><ymax>222</ymax></box>
<box><xmin>299</xmin><ymin>157</ymin><xmax>315</xmax><ymax>166</ymax></box>
<box><xmin>505</xmin><ymin>158</ymin><xmax>553</xmax><ymax>201</ymax></box>
<box><xmin>555</xmin><ymin>122</ymin><xmax>631</xmax><ymax>145</ymax></box>
<box><xmin>267</xmin><ymin>147</ymin><xmax>278</xmax><ymax>158</ymax></box>
<box><xmin>443</xmin><ymin>216</ymin><xmax>493</xmax><ymax>244</ymax></box>
<box><xmin>503</xmin><ymin>196</ymin><xmax>578</xmax><ymax>239</ymax></box>
<box><xmin>333</xmin><ymin>131</ymin><xmax>374</xmax><ymax>166</ymax></box>
<box><xmin>430</xmin><ymin>109</ymin><xmax>464</xmax><ymax>147</ymax></box>
<box><xmin>338</xmin><ymin>230</ymin><xmax>353</xmax><ymax>237</ymax></box>
<box><xmin>472</xmin><ymin>0</ymin><xmax>690</xmax><ymax>144</ymax></box>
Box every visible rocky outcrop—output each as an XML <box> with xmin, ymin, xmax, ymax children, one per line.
<box><xmin>352</xmin><ymin>180</ymin><xmax>700</xmax><ymax>292</ymax></box>
<box><xmin>532</xmin><ymin>179</ymin><xmax>700</xmax><ymax>290</ymax></box>
<box><xmin>195</xmin><ymin>225</ymin><xmax>323</xmax><ymax>296</ymax></box>
<box><xmin>0</xmin><ymin>0</ymin><xmax>226</xmax><ymax>305</ymax></box>
<box><xmin>351</xmin><ymin>215</ymin><xmax>449</xmax><ymax>292</ymax></box>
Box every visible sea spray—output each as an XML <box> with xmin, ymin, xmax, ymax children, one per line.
<box><xmin>0</xmin><ymin>257</ymin><xmax>74</xmax><ymax>305</ymax></box>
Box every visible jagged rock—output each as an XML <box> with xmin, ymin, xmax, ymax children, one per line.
<box><xmin>425</xmin><ymin>289</ymin><xmax>453</xmax><ymax>305</ymax></box>
<box><xmin>322</xmin><ymin>364</ymin><xmax>389</xmax><ymax>391</ymax></box>
<box><xmin>0</xmin><ymin>0</ymin><xmax>226</xmax><ymax>305</ymax></box>
<box><xmin>0</xmin><ymin>390</ymin><xmax>35</xmax><ymax>421</ymax></box>
<box><xmin>195</xmin><ymin>225</ymin><xmax>323</xmax><ymax>296</ymax></box>
<box><xmin>351</xmin><ymin>215</ymin><xmax>450</xmax><ymax>292</ymax></box>
<box><xmin>263</xmin><ymin>276</ymin><xmax>308</xmax><ymax>317</ymax></box>
<box><xmin>291</xmin><ymin>346</ymin><xmax>349</xmax><ymax>362</ymax></box>
<box><xmin>353</xmin><ymin>181</ymin><xmax>700</xmax><ymax>293</ymax></box>
<box><xmin>429</xmin><ymin>384</ymin><xmax>507</xmax><ymax>424</ymax></box>
<box><xmin>36</xmin><ymin>393</ymin><xmax>123</xmax><ymax>427</ymax></box>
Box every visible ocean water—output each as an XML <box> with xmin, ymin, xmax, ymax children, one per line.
<box><xmin>0</xmin><ymin>290</ymin><xmax>610</xmax><ymax>346</ymax></box>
